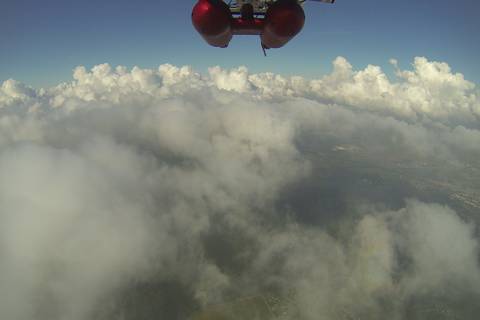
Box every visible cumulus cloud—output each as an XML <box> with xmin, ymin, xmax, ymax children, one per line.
<box><xmin>0</xmin><ymin>57</ymin><xmax>479</xmax><ymax>320</ymax></box>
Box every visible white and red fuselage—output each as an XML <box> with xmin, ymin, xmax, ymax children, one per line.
<box><xmin>192</xmin><ymin>0</ymin><xmax>307</xmax><ymax>49</ymax></box>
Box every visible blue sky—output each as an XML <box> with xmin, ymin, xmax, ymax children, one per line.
<box><xmin>1</xmin><ymin>0</ymin><xmax>479</xmax><ymax>87</ymax></box>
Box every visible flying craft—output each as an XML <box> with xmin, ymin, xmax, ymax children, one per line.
<box><xmin>192</xmin><ymin>0</ymin><xmax>335</xmax><ymax>54</ymax></box>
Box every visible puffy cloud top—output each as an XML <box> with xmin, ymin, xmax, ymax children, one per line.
<box><xmin>2</xmin><ymin>56</ymin><xmax>478</xmax><ymax>126</ymax></box>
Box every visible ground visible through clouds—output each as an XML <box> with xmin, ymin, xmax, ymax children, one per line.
<box><xmin>0</xmin><ymin>57</ymin><xmax>479</xmax><ymax>320</ymax></box>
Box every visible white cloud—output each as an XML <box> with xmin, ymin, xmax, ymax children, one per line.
<box><xmin>0</xmin><ymin>57</ymin><xmax>479</xmax><ymax>319</ymax></box>
<box><xmin>394</xmin><ymin>200</ymin><xmax>480</xmax><ymax>293</ymax></box>
<box><xmin>4</xmin><ymin>56</ymin><xmax>478</xmax><ymax>126</ymax></box>
<box><xmin>250</xmin><ymin>200</ymin><xmax>480</xmax><ymax>320</ymax></box>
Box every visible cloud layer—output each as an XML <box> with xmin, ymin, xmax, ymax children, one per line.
<box><xmin>0</xmin><ymin>57</ymin><xmax>479</xmax><ymax>320</ymax></box>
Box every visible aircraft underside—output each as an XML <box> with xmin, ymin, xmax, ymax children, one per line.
<box><xmin>192</xmin><ymin>0</ymin><xmax>334</xmax><ymax>52</ymax></box>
